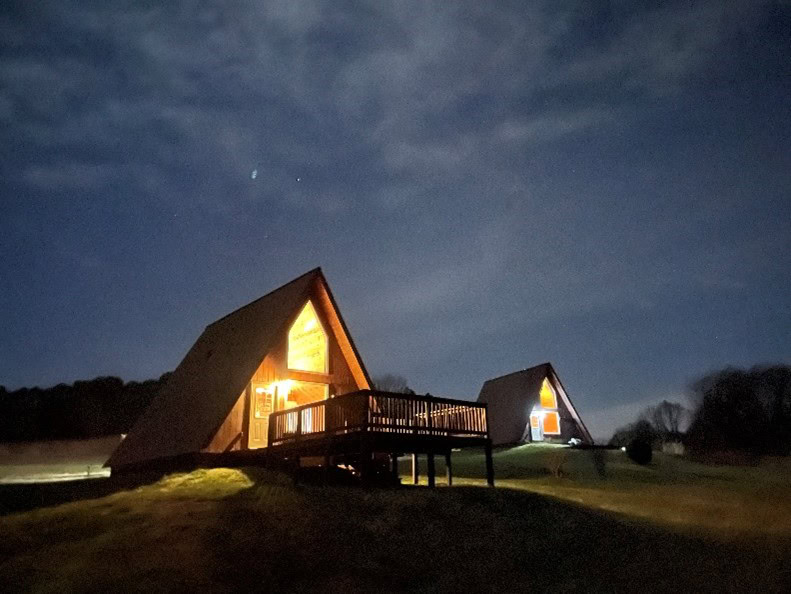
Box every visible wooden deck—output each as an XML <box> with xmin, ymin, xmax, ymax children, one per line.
<box><xmin>266</xmin><ymin>390</ymin><xmax>494</xmax><ymax>486</ymax></box>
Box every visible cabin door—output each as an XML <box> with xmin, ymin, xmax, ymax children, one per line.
<box><xmin>249</xmin><ymin>384</ymin><xmax>275</xmax><ymax>449</ymax></box>
<box><xmin>530</xmin><ymin>413</ymin><xmax>543</xmax><ymax>442</ymax></box>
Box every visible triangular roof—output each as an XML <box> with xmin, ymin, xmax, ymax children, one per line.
<box><xmin>108</xmin><ymin>268</ymin><xmax>370</xmax><ymax>468</ymax></box>
<box><xmin>477</xmin><ymin>362</ymin><xmax>592</xmax><ymax>445</ymax></box>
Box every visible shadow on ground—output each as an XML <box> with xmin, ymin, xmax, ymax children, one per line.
<box><xmin>203</xmin><ymin>470</ymin><xmax>791</xmax><ymax>593</ymax></box>
<box><xmin>2</xmin><ymin>466</ymin><xmax>790</xmax><ymax>593</ymax></box>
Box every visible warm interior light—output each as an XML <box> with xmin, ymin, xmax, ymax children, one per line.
<box><xmin>539</xmin><ymin>378</ymin><xmax>557</xmax><ymax>409</ymax></box>
<box><xmin>274</xmin><ymin>379</ymin><xmax>294</xmax><ymax>396</ymax></box>
<box><xmin>254</xmin><ymin>379</ymin><xmax>330</xmax><ymax>409</ymax></box>
<box><xmin>543</xmin><ymin>411</ymin><xmax>560</xmax><ymax>434</ymax></box>
<box><xmin>288</xmin><ymin>300</ymin><xmax>328</xmax><ymax>373</ymax></box>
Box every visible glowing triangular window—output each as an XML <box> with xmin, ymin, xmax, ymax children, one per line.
<box><xmin>539</xmin><ymin>378</ymin><xmax>557</xmax><ymax>409</ymax></box>
<box><xmin>288</xmin><ymin>301</ymin><xmax>328</xmax><ymax>373</ymax></box>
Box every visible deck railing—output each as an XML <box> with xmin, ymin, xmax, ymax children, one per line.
<box><xmin>268</xmin><ymin>390</ymin><xmax>488</xmax><ymax>448</ymax></box>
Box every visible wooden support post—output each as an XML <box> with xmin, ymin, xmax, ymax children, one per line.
<box><xmin>412</xmin><ymin>453</ymin><xmax>419</xmax><ymax>485</ymax></box>
<box><xmin>266</xmin><ymin>413</ymin><xmax>277</xmax><ymax>468</ymax></box>
<box><xmin>291</xmin><ymin>456</ymin><xmax>300</xmax><ymax>485</ymax></box>
<box><xmin>323</xmin><ymin>452</ymin><xmax>332</xmax><ymax>483</ymax></box>
<box><xmin>427</xmin><ymin>452</ymin><xmax>436</xmax><ymax>487</ymax></box>
<box><xmin>485</xmin><ymin>441</ymin><xmax>495</xmax><ymax>487</ymax></box>
<box><xmin>445</xmin><ymin>452</ymin><xmax>452</xmax><ymax>486</ymax></box>
<box><xmin>359</xmin><ymin>435</ymin><xmax>371</xmax><ymax>482</ymax></box>
<box><xmin>391</xmin><ymin>454</ymin><xmax>399</xmax><ymax>484</ymax></box>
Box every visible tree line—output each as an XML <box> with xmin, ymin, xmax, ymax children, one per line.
<box><xmin>610</xmin><ymin>364</ymin><xmax>791</xmax><ymax>456</ymax></box>
<box><xmin>3</xmin><ymin>365</ymin><xmax>788</xmax><ymax>455</ymax></box>
<box><xmin>0</xmin><ymin>371</ymin><xmax>408</xmax><ymax>443</ymax></box>
<box><xmin>0</xmin><ymin>374</ymin><xmax>169</xmax><ymax>442</ymax></box>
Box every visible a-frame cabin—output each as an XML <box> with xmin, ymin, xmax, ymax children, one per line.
<box><xmin>108</xmin><ymin>268</ymin><xmax>494</xmax><ymax>486</ymax></box>
<box><xmin>477</xmin><ymin>362</ymin><xmax>592</xmax><ymax>446</ymax></box>
<box><xmin>107</xmin><ymin>268</ymin><xmax>371</xmax><ymax>471</ymax></box>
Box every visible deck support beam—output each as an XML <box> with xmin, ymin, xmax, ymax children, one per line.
<box><xmin>390</xmin><ymin>454</ymin><xmax>399</xmax><ymax>484</ymax></box>
<box><xmin>445</xmin><ymin>452</ymin><xmax>452</xmax><ymax>486</ymax></box>
<box><xmin>485</xmin><ymin>441</ymin><xmax>495</xmax><ymax>487</ymax></box>
<box><xmin>359</xmin><ymin>435</ymin><xmax>371</xmax><ymax>481</ymax></box>
<box><xmin>427</xmin><ymin>453</ymin><xmax>436</xmax><ymax>487</ymax></box>
<box><xmin>412</xmin><ymin>453</ymin><xmax>419</xmax><ymax>485</ymax></box>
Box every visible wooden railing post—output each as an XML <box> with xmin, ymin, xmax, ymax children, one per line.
<box><xmin>427</xmin><ymin>398</ymin><xmax>433</xmax><ymax>436</ymax></box>
<box><xmin>296</xmin><ymin>408</ymin><xmax>302</xmax><ymax>439</ymax></box>
<box><xmin>268</xmin><ymin>413</ymin><xmax>277</xmax><ymax>447</ymax></box>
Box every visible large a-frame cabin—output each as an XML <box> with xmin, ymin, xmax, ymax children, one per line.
<box><xmin>477</xmin><ymin>362</ymin><xmax>592</xmax><ymax>446</ymax></box>
<box><xmin>108</xmin><ymin>269</ymin><xmax>493</xmax><ymax>485</ymax></box>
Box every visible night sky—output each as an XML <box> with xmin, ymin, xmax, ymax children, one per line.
<box><xmin>2</xmin><ymin>1</ymin><xmax>789</xmax><ymax>440</ymax></box>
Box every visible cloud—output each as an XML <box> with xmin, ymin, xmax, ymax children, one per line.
<box><xmin>3</xmin><ymin>0</ymin><xmax>764</xmax><ymax>216</ymax></box>
<box><xmin>22</xmin><ymin>163</ymin><xmax>118</xmax><ymax>192</ymax></box>
<box><xmin>1</xmin><ymin>0</ymin><xmax>786</xmax><ymax>398</ymax></box>
<box><xmin>559</xmin><ymin>0</ymin><xmax>767</xmax><ymax>96</ymax></box>
<box><xmin>497</xmin><ymin>108</ymin><xmax>614</xmax><ymax>144</ymax></box>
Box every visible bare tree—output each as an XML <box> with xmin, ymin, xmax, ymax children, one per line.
<box><xmin>372</xmin><ymin>374</ymin><xmax>413</xmax><ymax>394</ymax></box>
<box><xmin>647</xmin><ymin>400</ymin><xmax>686</xmax><ymax>441</ymax></box>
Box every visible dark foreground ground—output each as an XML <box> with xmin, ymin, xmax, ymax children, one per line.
<box><xmin>1</xmin><ymin>447</ymin><xmax>790</xmax><ymax>592</ymax></box>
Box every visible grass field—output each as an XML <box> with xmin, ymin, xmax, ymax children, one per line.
<box><xmin>0</xmin><ymin>436</ymin><xmax>118</xmax><ymax>484</ymax></box>
<box><xmin>1</xmin><ymin>446</ymin><xmax>790</xmax><ymax>592</ymax></box>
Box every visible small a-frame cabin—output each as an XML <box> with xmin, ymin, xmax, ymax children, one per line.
<box><xmin>476</xmin><ymin>362</ymin><xmax>592</xmax><ymax>446</ymax></box>
<box><xmin>108</xmin><ymin>268</ymin><xmax>493</xmax><ymax>485</ymax></box>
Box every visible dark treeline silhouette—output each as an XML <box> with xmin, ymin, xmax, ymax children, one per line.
<box><xmin>686</xmin><ymin>364</ymin><xmax>791</xmax><ymax>456</ymax></box>
<box><xmin>372</xmin><ymin>373</ymin><xmax>415</xmax><ymax>394</ymax></box>
<box><xmin>0</xmin><ymin>374</ymin><xmax>170</xmax><ymax>442</ymax></box>
<box><xmin>609</xmin><ymin>364</ymin><xmax>791</xmax><ymax>457</ymax></box>
<box><xmin>609</xmin><ymin>400</ymin><xmax>687</xmax><ymax>448</ymax></box>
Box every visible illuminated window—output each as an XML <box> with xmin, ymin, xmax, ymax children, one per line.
<box><xmin>530</xmin><ymin>414</ymin><xmax>540</xmax><ymax>429</ymax></box>
<box><xmin>539</xmin><ymin>378</ymin><xmax>557</xmax><ymax>409</ymax></box>
<box><xmin>543</xmin><ymin>411</ymin><xmax>561</xmax><ymax>434</ymax></box>
<box><xmin>288</xmin><ymin>301</ymin><xmax>328</xmax><ymax>373</ymax></box>
<box><xmin>253</xmin><ymin>386</ymin><xmax>273</xmax><ymax>418</ymax></box>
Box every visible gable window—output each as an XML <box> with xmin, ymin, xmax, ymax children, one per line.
<box><xmin>539</xmin><ymin>378</ymin><xmax>557</xmax><ymax>409</ymax></box>
<box><xmin>543</xmin><ymin>411</ymin><xmax>561</xmax><ymax>434</ymax></box>
<box><xmin>288</xmin><ymin>300</ymin><xmax>328</xmax><ymax>373</ymax></box>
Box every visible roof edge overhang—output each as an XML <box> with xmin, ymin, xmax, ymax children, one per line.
<box><xmin>313</xmin><ymin>270</ymin><xmax>372</xmax><ymax>390</ymax></box>
<box><xmin>546</xmin><ymin>363</ymin><xmax>594</xmax><ymax>444</ymax></box>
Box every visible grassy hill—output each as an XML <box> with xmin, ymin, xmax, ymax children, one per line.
<box><xmin>1</xmin><ymin>446</ymin><xmax>790</xmax><ymax>592</ymax></box>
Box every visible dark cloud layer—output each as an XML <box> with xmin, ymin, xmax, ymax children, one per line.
<box><xmin>2</xmin><ymin>1</ymin><xmax>789</xmax><ymax>438</ymax></box>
